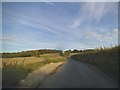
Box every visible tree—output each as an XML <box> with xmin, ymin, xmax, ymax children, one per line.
<box><xmin>64</xmin><ymin>50</ymin><xmax>71</xmax><ymax>58</ymax></box>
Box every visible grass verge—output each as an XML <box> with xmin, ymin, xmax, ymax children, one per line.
<box><xmin>71</xmin><ymin>46</ymin><xmax>119</xmax><ymax>82</ymax></box>
<box><xmin>2</xmin><ymin>57</ymin><xmax>66</xmax><ymax>88</ymax></box>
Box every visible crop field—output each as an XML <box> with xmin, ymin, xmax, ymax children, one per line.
<box><xmin>2</xmin><ymin>53</ymin><xmax>67</xmax><ymax>88</ymax></box>
<box><xmin>2</xmin><ymin>57</ymin><xmax>44</xmax><ymax>67</ymax></box>
<box><xmin>40</xmin><ymin>53</ymin><xmax>61</xmax><ymax>58</ymax></box>
<box><xmin>2</xmin><ymin>53</ymin><xmax>62</xmax><ymax>67</ymax></box>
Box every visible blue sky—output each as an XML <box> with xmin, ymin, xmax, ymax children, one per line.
<box><xmin>2</xmin><ymin>2</ymin><xmax>118</xmax><ymax>52</ymax></box>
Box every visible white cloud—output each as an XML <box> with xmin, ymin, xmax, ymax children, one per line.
<box><xmin>80</xmin><ymin>30</ymin><xmax>102</xmax><ymax>39</ymax></box>
<box><xmin>13</xmin><ymin>16</ymin><xmax>62</xmax><ymax>36</ymax></box>
<box><xmin>41</xmin><ymin>0</ymin><xmax>55</xmax><ymax>6</ymax></box>
<box><xmin>80</xmin><ymin>30</ymin><xmax>96</xmax><ymax>37</ymax></box>
<box><xmin>67</xmin><ymin>15</ymin><xmax>85</xmax><ymax>29</ymax></box>
<box><xmin>4</xmin><ymin>8</ymin><xmax>62</xmax><ymax>36</ymax></box>
<box><xmin>80</xmin><ymin>28</ymin><xmax>118</xmax><ymax>41</ymax></box>
<box><xmin>112</xmin><ymin>29</ymin><xmax>118</xmax><ymax>34</ymax></box>
<box><xmin>68</xmin><ymin>2</ymin><xmax>114</xmax><ymax>29</ymax></box>
<box><xmin>1</xmin><ymin>36</ymin><xmax>25</xmax><ymax>42</ymax></box>
<box><xmin>1</xmin><ymin>37</ymin><xmax>16</xmax><ymax>41</ymax></box>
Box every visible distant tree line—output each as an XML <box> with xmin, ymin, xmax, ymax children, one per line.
<box><xmin>1</xmin><ymin>49</ymin><xmax>96</xmax><ymax>58</ymax></box>
<box><xmin>65</xmin><ymin>49</ymin><xmax>95</xmax><ymax>53</ymax></box>
<box><xmin>60</xmin><ymin>49</ymin><xmax>95</xmax><ymax>58</ymax></box>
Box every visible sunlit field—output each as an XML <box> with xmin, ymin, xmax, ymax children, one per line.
<box><xmin>2</xmin><ymin>53</ymin><xmax>67</xmax><ymax>88</ymax></box>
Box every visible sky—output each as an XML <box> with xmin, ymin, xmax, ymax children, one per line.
<box><xmin>2</xmin><ymin>2</ymin><xmax>118</xmax><ymax>52</ymax></box>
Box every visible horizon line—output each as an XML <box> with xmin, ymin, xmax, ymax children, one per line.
<box><xmin>1</xmin><ymin>45</ymin><xmax>118</xmax><ymax>53</ymax></box>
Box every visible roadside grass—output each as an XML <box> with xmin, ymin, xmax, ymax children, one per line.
<box><xmin>2</xmin><ymin>56</ymin><xmax>67</xmax><ymax>88</ymax></box>
<box><xmin>71</xmin><ymin>46</ymin><xmax>119</xmax><ymax>81</ymax></box>
<box><xmin>3</xmin><ymin>65</ymin><xmax>29</xmax><ymax>87</ymax></box>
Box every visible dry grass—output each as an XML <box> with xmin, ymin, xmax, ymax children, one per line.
<box><xmin>71</xmin><ymin>46</ymin><xmax>118</xmax><ymax>82</ymax></box>
<box><xmin>2</xmin><ymin>53</ymin><xmax>67</xmax><ymax>88</ymax></box>
<box><xmin>40</xmin><ymin>53</ymin><xmax>61</xmax><ymax>58</ymax></box>
<box><xmin>2</xmin><ymin>57</ymin><xmax>44</xmax><ymax>67</ymax></box>
<box><xmin>2</xmin><ymin>53</ymin><xmax>62</xmax><ymax>67</ymax></box>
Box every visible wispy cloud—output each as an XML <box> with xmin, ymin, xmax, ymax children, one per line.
<box><xmin>1</xmin><ymin>36</ymin><xmax>25</xmax><ymax>42</ymax></box>
<box><xmin>80</xmin><ymin>28</ymin><xmax>118</xmax><ymax>41</ymax></box>
<box><xmin>41</xmin><ymin>0</ymin><xmax>55</xmax><ymax>6</ymax></box>
<box><xmin>3</xmin><ymin>7</ymin><xmax>62</xmax><ymax>36</ymax></box>
<box><xmin>11</xmin><ymin>14</ymin><xmax>62</xmax><ymax>36</ymax></box>
<box><xmin>68</xmin><ymin>2</ymin><xmax>114</xmax><ymax>29</ymax></box>
<box><xmin>2</xmin><ymin>2</ymin><xmax>118</xmax><ymax>52</ymax></box>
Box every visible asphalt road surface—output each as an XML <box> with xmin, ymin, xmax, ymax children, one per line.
<box><xmin>38</xmin><ymin>58</ymin><xmax>117</xmax><ymax>88</ymax></box>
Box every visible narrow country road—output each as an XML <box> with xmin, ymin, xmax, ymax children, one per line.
<box><xmin>38</xmin><ymin>58</ymin><xmax>117</xmax><ymax>88</ymax></box>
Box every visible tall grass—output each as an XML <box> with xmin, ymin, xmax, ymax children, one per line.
<box><xmin>71</xmin><ymin>46</ymin><xmax>119</xmax><ymax>81</ymax></box>
<box><xmin>2</xmin><ymin>57</ymin><xmax>45</xmax><ymax>67</ymax></box>
<box><xmin>2</xmin><ymin>53</ymin><xmax>63</xmax><ymax>67</ymax></box>
<box><xmin>2</xmin><ymin>55</ymin><xmax>66</xmax><ymax>88</ymax></box>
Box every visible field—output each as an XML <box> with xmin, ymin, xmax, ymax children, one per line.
<box><xmin>2</xmin><ymin>47</ymin><xmax>119</xmax><ymax>87</ymax></box>
<box><xmin>2</xmin><ymin>53</ymin><xmax>67</xmax><ymax>88</ymax></box>
<box><xmin>2</xmin><ymin>53</ymin><xmax>61</xmax><ymax>67</ymax></box>
<box><xmin>2</xmin><ymin>57</ymin><xmax>44</xmax><ymax>67</ymax></box>
<box><xmin>71</xmin><ymin>46</ymin><xmax>119</xmax><ymax>82</ymax></box>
